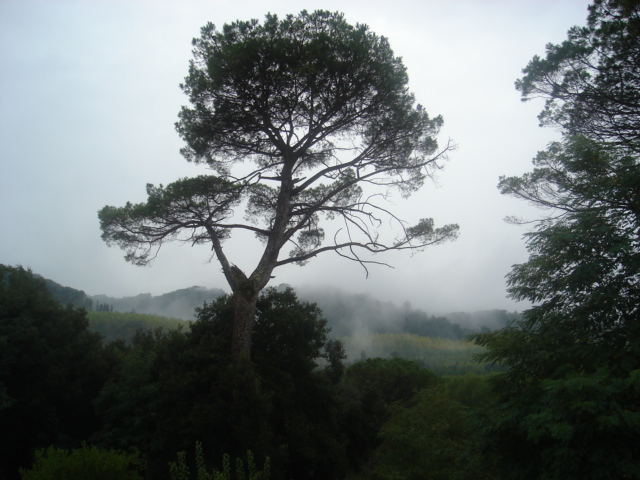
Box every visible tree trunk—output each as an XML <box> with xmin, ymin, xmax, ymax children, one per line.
<box><xmin>231</xmin><ymin>285</ymin><xmax>260</xmax><ymax>361</ymax></box>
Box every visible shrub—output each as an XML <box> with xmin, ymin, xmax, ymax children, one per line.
<box><xmin>19</xmin><ymin>443</ymin><xmax>143</xmax><ymax>480</ymax></box>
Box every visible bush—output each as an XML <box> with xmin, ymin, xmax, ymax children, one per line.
<box><xmin>19</xmin><ymin>443</ymin><xmax>143</xmax><ymax>480</ymax></box>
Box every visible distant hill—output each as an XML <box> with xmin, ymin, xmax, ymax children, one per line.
<box><xmin>92</xmin><ymin>286</ymin><xmax>226</xmax><ymax>320</ymax></box>
<box><xmin>33</xmin><ymin>272</ymin><xmax>517</xmax><ymax>372</ymax></box>
<box><xmin>40</xmin><ymin>276</ymin><xmax>92</xmax><ymax>309</ymax></box>
<box><xmin>38</xmin><ymin>274</ymin><xmax>517</xmax><ymax>336</ymax></box>
<box><xmin>38</xmin><ymin>275</ymin><xmax>224</xmax><ymax>320</ymax></box>
<box><xmin>295</xmin><ymin>285</ymin><xmax>518</xmax><ymax>339</ymax></box>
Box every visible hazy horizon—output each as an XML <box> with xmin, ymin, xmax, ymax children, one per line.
<box><xmin>0</xmin><ymin>0</ymin><xmax>591</xmax><ymax>314</ymax></box>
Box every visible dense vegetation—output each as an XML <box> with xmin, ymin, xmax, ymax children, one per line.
<box><xmin>0</xmin><ymin>266</ymin><xmax>114</xmax><ymax>480</ymax></box>
<box><xmin>4</xmin><ymin>1</ymin><xmax>640</xmax><ymax>478</ymax></box>
<box><xmin>2</xmin><ymin>265</ymin><xmax>497</xmax><ymax>480</ymax></box>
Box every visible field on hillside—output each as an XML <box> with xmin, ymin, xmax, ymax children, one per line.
<box><xmin>87</xmin><ymin>311</ymin><xmax>188</xmax><ymax>343</ymax></box>
<box><xmin>343</xmin><ymin>333</ymin><xmax>496</xmax><ymax>375</ymax></box>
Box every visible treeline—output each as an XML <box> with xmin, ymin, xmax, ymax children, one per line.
<box><xmin>42</xmin><ymin>279</ymin><xmax>514</xmax><ymax>377</ymax></box>
<box><xmin>85</xmin><ymin>314</ymin><xmax>495</xmax><ymax>375</ymax></box>
<box><xmin>1</xmin><ymin>265</ymin><xmax>496</xmax><ymax>480</ymax></box>
<box><xmin>43</xmin><ymin>279</ymin><xmax>517</xmax><ymax>341</ymax></box>
<box><xmin>39</xmin><ymin>278</ymin><xmax>225</xmax><ymax>320</ymax></box>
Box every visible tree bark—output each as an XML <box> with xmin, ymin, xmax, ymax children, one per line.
<box><xmin>231</xmin><ymin>283</ymin><xmax>260</xmax><ymax>361</ymax></box>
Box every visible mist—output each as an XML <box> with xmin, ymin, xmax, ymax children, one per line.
<box><xmin>0</xmin><ymin>0</ymin><xmax>591</xmax><ymax>314</ymax></box>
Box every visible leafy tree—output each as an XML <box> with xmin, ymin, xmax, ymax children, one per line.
<box><xmin>190</xmin><ymin>288</ymin><xmax>348</xmax><ymax>480</ymax></box>
<box><xmin>441</xmin><ymin>373</ymin><xmax>496</xmax><ymax>410</ymax></box>
<box><xmin>93</xmin><ymin>345</ymin><xmax>161</xmax><ymax>458</ymax></box>
<box><xmin>402</xmin><ymin>309</ymin><xmax>467</xmax><ymax>339</ymax></box>
<box><xmin>516</xmin><ymin>0</ymin><xmax>640</xmax><ymax>149</ymax></box>
<box><xmin>362</xmin><ymin>388</ymin><xmax>493</xmax><ymax>480</ymax></box>
<box><xmin>0</xmin><ymin>265</ymin><xmax>111</xmax><ymax>480</ymax></box>
<box><xmin>42</xmin><ymin>277</ymin><xmax>92</xmax><ymax>310</ymax></box>
<box><xmin>473</xmin><ymin>137</ymin><xmax>640</xmax><ymax>479</ymax></box>
<box><xmin>471</xmin><ymin>3</ymin><xmax>640</xmax><ymax>477</ymax></box>
<box><xmin>94</xmin><ymin>288</ymin><xmax>347</xmax><ymax>480</ymax></box>
<box><xmin>99</xmin><ymin>10</ymin><xmax>458</xmax><ymax>360</ymax></box>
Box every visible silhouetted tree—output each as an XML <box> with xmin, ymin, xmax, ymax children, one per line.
<box><xmin>94</xmin><ymin>288</ymin><xmax>347</xmax><ymax>480</ymax></box>
<box><xmin>99</xmin><ymin>10</ymin><xmax>458</xmax><ymax>360</ymax></box>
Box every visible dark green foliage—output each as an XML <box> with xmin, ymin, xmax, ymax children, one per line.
<box><xmin>402</xmin><ymin>311</ymin><xmax>466</xmax><ymax>339</ymax></box>
<box><xmin>339</xmin><ymin>358</ymin><xmax>438</xmax><ymax>472</ymax></box>
<box><xmin>471</xmin><ymin>139</ymin><xmax>640</xmax><ymax>479</ymax></box>
<box><xmin>516</xmin><ymin>0</ymin><xmax>640</xmax><ymax>149</ymax></box>
<box><xmin>441</xmin><ymin>373</ymin><xmax>497</xmax><ymax>410</ymax></box>
<box><xmin>361</xmin><ymin>389</ymin><xmax>489</xmax><ymax>480</ymax></box>
<box><xmin>343</xmin><ymin>357</ymin><xmax>438</xmax><ymax>406</ymax></box>
<box><xmin>94</xmin><ymin>288</ymin><xmax>347</xmax><ymax>480</ymax></box>
<box><xmin>92</xmin><ymin>344</ymin><xmax>161</xmax><ymax>455</ymax></box>
<box><xmin>489</xmin><ymin>137</ymin><xmax>640</xmax><ymax>374</ymax></box>
<box><xmin>19</xmin><ymin>444</ymin><xmax>143</xmax><ymax>480</ymax></box>
<box><xmin>0</xmin><ymin>265</ymin><xmax>111</xmax><ymax>480</ymax></box>
<box><xmin>323</xmin><ymin>338</ymin><xmax>348</xmax><ymax>384</ymax></box>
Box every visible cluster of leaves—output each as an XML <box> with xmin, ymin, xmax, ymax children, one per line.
<box><xmin>341</xmin><ymin>362</ymin><xmax>497</xmax><ymax>480</ymax></box>
<box><xmin>516</xmin><ymin>0</ymin><xmax>640</xmax><ymax>149</ymax></box>
<box><xmin>91</xmin><ymin>287</ymin><xmax>349</xmax><ymax>480</ymax></box>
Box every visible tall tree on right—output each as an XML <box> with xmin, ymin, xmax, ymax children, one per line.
<box><xmin>472</xmin><ymin>2</ymin><xmax>640</xmax><ymax>479</ymax></box>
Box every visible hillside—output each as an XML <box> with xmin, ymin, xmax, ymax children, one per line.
<box><xmin>92</xmin><ymin>286</ymin><xmax>226</xmax><ymax>320</ymax></box>
<box><xmin>41</xmin><ymin>277</ymin><xmax>516</xmax><ymax>337</ymax></box>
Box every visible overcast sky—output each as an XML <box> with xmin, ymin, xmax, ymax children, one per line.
<box><xmin>0</xmin><ymin>0</ymin><xmax>591</xmax><ymax>313</ymax></box>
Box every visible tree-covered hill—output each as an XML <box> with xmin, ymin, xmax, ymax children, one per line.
<box><xmin>91</xmin><ymin>286</ymin><xmax>225</xmax><ymax>320</ymax></box>
<box><xmin>295</xmin><ymin>285</ymin><xmax>518</xmax><ymax>339</ymax></box>
<box><xmin>38</xmin><ymin>276</ymin><xmax>92</xmax><ymax>310</ymax></box>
